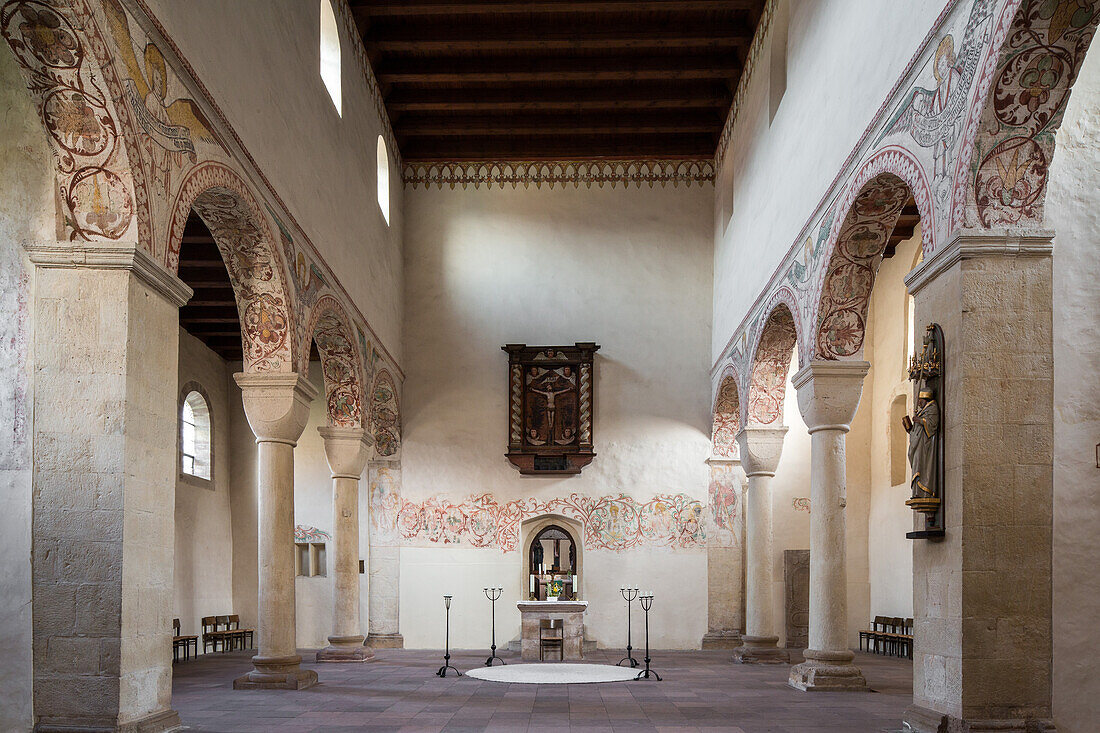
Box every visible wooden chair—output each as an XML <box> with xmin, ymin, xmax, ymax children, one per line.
<box><xmin>539</xmin><ymin>619</ymin><xmax>564</xmax><ymax>661</ymax></box>
<box><xmin>228</xmin><ymin>614</ymin><xmax>254</xmax><ymax>650</ymax></box>
<box><xmin>172</xmin><ymin>618</ymin><xmax>198</xmax><ymax>662</ymax></box>
<box><xmin>201</xmin><ymin>616</ymin><xmax>229</xmax><ymax>653</ymax></box>
<box><xmin>859</xmin><ymin>616</ymin><xmax>885</xmax><ymax>652</ymax></box>
<box><xmin>898</xmin><ymin>618</ymin><xmax>914</xmax><ymax>659</ymax></box>
<box><xmin>215</xmin><ymin>615</ymin><xmax>244</xmax><ymax>651</ymax></box>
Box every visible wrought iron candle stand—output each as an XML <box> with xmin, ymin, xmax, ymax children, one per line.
<box><xmin>484</xmin><ymin>587</ymin><xmax>505</xmax><ymax>667</ymax></box>
<box><xmin>436</xmin><ymin>595</ymin><xmax>461</xmax><ymax>677</ymax></box>
<box><xmin>617</xmin><ymin>587</ymin><xmax>639</xmax><ymax>668</ymax></box>
<box><xmin>635</xmin><ymin>593</ymin><xmax>661</xmax><ymax>681</ymax></box>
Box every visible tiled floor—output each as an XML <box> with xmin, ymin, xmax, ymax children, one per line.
<box><xmin>172</xmin><ymin>648</ymin><xmax>912</xmax><ymax>732</ymax></box>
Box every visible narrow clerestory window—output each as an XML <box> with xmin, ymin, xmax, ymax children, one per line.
<box><xmin>320</xmin><ymin>0</ymin><xmax>341</xmax><ymax>115</ymax></box>
<box><xmin>377</xmin><ymin>134</ymin><xmax>390</xmax><ymax>225</ymax></box>
<box><xmin>181</xmin><ymin>391</ymin><xmax>211</xmax><ymax>480</ymax></box>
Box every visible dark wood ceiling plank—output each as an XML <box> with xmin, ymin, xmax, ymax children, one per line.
<box><xmin>352</xmin><ymin>0</ymin><xmax>759</xmax><ymax>17</ymax></box>
<box><xmin>370</xmin><ymin>33</ymin><xmax>751</xmax><ymax>53</ymax></box>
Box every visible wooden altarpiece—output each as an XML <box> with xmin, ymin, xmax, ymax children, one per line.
<box><xmin>502</xmin><ymin>343</ymin><xmax>599</xmax><ymax>475</ymax></box>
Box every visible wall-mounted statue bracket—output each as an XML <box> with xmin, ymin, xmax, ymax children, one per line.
<box><xmin>502</xmin><ymin>343</ymin><xmax>599</xmax><ymax>475</ymax></box>
<box><xmin>904</xmin><ymin>323</ymin><xmax>945</xmax><ymax>540</ymax></box>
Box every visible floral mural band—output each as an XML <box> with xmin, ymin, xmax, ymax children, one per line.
<box><xmin>373</xmin><ymin>490</ymin><xmax>707</xmax><ymax>553</ymax></box>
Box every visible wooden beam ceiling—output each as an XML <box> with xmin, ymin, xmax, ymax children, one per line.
<box><xmin>350</xmin><ymin>0</ymin><xmax>766</xmax><ymax>160</ymax></box>
<box><xmin>177</xmin><ymin>213</ymin><xmax>243</xmax><ymax>362</ymax></box>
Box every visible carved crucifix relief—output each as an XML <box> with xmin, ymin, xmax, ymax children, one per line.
<box><xmin>502</xmin><ymin>343</ymin><xmax>599</xmax><ymax>475</ymax></box>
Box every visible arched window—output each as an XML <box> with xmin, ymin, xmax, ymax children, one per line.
<box><xmin>320</xmin><ymin>0</ymin><xmax>341</xmax><ymax>115</ymax></box>
<box><xmin>180</xmin><ymin>390</ymin><xmax>212</xmax><ymax>480</ymax></box>
<box><xmin>377</xmin><ymin>135</ymin><xmax>390</xmax><ymax>225</ymax></box>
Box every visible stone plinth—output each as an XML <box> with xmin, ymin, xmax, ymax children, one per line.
<box><xmin>517</xmin><ymin>601</ymin><xmax>587</xmax><ymax>661</ymax></box>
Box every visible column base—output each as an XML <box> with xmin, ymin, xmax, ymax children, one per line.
<box><xmin>903</xmin><ymin>705</ymin><xmax>1056</xmax><ymax>732</ymax></box>
<box><xmin>788</xmin><ymin>649</ymin><xmax>867</xmax><ymax>691</ymax></box>
<box><xmin>233</xmin><ymin>654</ymin><xmax>318</xmax><ymax>690</ymax></box>
<box><xmin>700</xmin><ymin>629</ymin><xmax>743</xmax><ymax>650</ymax></box>
<box><xmin>317</xmin><ymin>635</ymin><xmax>375</xmax><ymax>662</ymax></box>
<box><xmin>366</xmin><ymin>632</ymin><xmax>404</xmax><ymax>649</ymax></box>
<box><xmin>732</xmin><ymin>635</ymin><xmax>790</xmax><ymax>664</ymax></box>
<box><xmin>35</xmin><ymin>708</ymin><xmax>182</xmax><ymax>733</ymax></box>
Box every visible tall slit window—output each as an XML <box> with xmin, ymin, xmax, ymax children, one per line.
<box><xmin>377</xmin><ymin>135</ymin><xmax>390</xmax><ymax>225</ymax></box>
<box><xmin>181</xmin><ymin>391</ymin><xmax>212</xmax><ymax>480</ymax></box>
<box><xmin>320</xmin><ymin>0</ymin><xmax>341</xmax><ymax>115</ymax></box>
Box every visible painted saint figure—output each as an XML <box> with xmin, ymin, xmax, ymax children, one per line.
<box><xmin>902</xmin><ymin>389</ymin><xmax>941</xmax><ymax>511</ymax></box>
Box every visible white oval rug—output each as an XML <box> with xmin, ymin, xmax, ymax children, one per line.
<box><xmin>465</xmin><ymin>663</ymin><xmax>639</xmax><ymax>684</ymax></box>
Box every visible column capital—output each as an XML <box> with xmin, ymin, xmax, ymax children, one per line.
<box><xmin>24</xmin><ymin>240</ymin><xmax>193</xmax><ymax>307</ymax></box>
<box><xmin>905</xmin><ymin>227</ymin><xmax>1053</xmax><ymax>295</ymax></box>
<box><xmin>792</xmin><ymin>360</ymin><xmax>869</xmax><ymax>434</ymax></box>
<box><xmin>736</xmin><ymin>427</ymin><xmax>788</xmax><ymax>477</ymax></box>
<box><xmin>234</xmin><ymin>372</ymin><xmax>318</xmax><ymax>445</ymax></box>
<box><xmin>317</xmin><ymin>426</ymin><xmax>373</xmax><ymax>479</ymax></box>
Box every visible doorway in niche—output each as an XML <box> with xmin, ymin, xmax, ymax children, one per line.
<box><xmin>521</xmin><ymin>515</ymin><xmax>583</xmax><ymax>601</ymax></box>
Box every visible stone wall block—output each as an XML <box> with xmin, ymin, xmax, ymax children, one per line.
<box><xmin>75</xmin><ymin>582</ymin><xmax>123</xmax><ymax>637</ymax></box>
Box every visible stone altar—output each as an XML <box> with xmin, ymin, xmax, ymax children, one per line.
<box><xmin>517</xmin><ymin>600</ymin><xmax>587</xmax><ymax>660</ymax></box>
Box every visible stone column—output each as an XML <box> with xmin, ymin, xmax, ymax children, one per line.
<box><xmin>25</xmin><ymin>242</ymin><xmax>190</xmax><ymax>731</ymax></box>
<box><xmin>788</xmin><ymin>361</ymin><xmax>869</xmax><ymax>691</ymax></box>
<box><xmin>316</xmin><ymin>427</ymin><xmax>374</xmax><ymax>662</ymax></box>
<box><xmin>365</xmin><ymin>459</ymin><xmax>404</xmax><ymax>648</ymax></box>
<box><xmin>901</xmin><ymin>230</ymin><xmax>1056</xmax><ymax>731</ymax></box>
<box><xmin>732</xmin><ymin>427</ymin><xmax>790</xmax><ymax>663</ymax></box>
<box><xmin>233</xmin><ymin>372</ymin><xmax>318</xmax><ymax>690</ymax></box>
<box><xmin>701</xmin><ymin>456</ymin><xmax>747</xmax><ymax>649</ymax></box>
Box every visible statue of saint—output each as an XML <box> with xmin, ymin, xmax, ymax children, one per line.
<box><xmin>902</xmin><ymin>389</ymin><xmax>941</xmax><ymax>511</ymax></box>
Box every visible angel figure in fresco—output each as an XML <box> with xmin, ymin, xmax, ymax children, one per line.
<box><xmin>878</xmin><ymin>0</ymin><xmax>992</xmax><ymax>188</ymax></box>
<box><xmin>103</xmin><ymin>0</ymin><xmax>219</xmax><ymax>192</ymax></box>
<box><xmin>902</xmin><ymin>389</ymin><xmax>941</xmax><ymax>512</ymax></box>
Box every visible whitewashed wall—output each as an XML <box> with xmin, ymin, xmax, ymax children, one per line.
<box><xmin>173</xmin><ymin>332</ymin><xmax>236</xmax><ymax>640</ymax></box>
<box><xmin>143</xmin><ymin>0</ymin><xmax>405</xmax><ymax>363</ymax></box>
<box><xmin>401</xmin><ymin>184</ymin><xmax>713</xmax><ymax>649</ymax></box>
<box><xmin>713</xmin><ymin>0</ymin><xmax>946</xmax><ymax>361</ymax></box>
<box><xmin>1045</xmin><ymin>42</ymin><xmax>1100</xmax><ymax>733</ymax></box>
<box><xmin>0</xmin><ymin>40</ymin><xmax>52</xmax><ymax>733</ymax></box>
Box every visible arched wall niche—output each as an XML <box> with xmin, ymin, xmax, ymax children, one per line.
<box><xmin>520</xmin><ymin>514</ymin><xmax>584</xmax><ymax>599</ymax></box>
<box><xmin>304</xmin><ymin>294</ymin><xmax>365</xmax><ymax>428</ymax></box>
<box><xmin>812</xmin><ymin>167</ymin><xmax>927</xmax><ymax>362</ymax></box>
<box><xmin>746</xmin><ymin>303</ymin><xmax>799</xmax><ymax>427</ymax></box>
<box><xmin>711</xmin><ymin>365</ymin><xmax>742</xmax><ymax>459</ymax></box>
<box><xmin>951</xmin><ymin>0</ymin><xmax>1100</xmax><ymax>232</ymax></box>
<box><xmin>167</xmin><ymin>162</ymin><xmax>296</xmax><ymax>372</ymax></box>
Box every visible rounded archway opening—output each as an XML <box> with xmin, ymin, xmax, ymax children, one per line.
<box><xmin>521</xmin><ymin>515</ymin><xmax>582</xmax><ymax>601</ymax></box>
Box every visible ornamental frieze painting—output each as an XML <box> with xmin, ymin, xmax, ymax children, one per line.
<box><xmin>371</xmin><ymin>370</ymin><xmax>400</xmax><ymax>459</ymax></box>
<box><xmin>371</xmin><ymin>490</ymin><xmax>707</xmax><ymax>553</ymax></box>
<box><xmin>711</xmin><ymin>0</ymin><xmax>1100</xmax><ymax>428</ymax></box>
<box><xmin>307</xmin><ymin>295</ymin><xmax>364</xmax><ymax>429</ymax></box>
<box><xmin>711</xmin><ymin>371</ymin><xmax>741</xmax><ymax>459</ymax></box>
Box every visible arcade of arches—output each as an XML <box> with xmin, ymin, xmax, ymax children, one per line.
<box><xmin>1</xmin><ymin>1</ymin><xmax>1098</xmax><ymax>731</ymax></box>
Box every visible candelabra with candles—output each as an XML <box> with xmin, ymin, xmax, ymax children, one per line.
<box><xmin>483</xmin><ymin>587</ymin><xmax>505</xmax><ymax>667</ymax></box>
<box><xmin>617</xmin><ymin>587</ymin><xmax>639</xmax><ymax>668</ymax></box>
<box><xmin>635</xmin><ymin>593</ymin><xmax>661</xmax><ymax>681</ymax></box>
<box><xmin>436</xmin><ymin>595</ymin><xmax>461</xmax><ymax>677</ymax></box>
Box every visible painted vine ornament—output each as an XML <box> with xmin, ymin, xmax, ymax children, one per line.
<box><xmin>904</xmin><ymin>323</ymin><xmax>946</xmax><ymax>539</ymax></box>
<box><xmin>503</xmin><ymin>343</ymin><xmax>599</xmax><ymax>475</ymax></box>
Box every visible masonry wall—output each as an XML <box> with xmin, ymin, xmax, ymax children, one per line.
<box><xmin>173</xmin><ymin>331</ymin><xmax>236</xmax><ymax>642</ymax></box>
<box><xmin>143</xmin><ymin>0</ymin><xmax>405</xmax><ymax>364</ymax></box>
<box><xmin>401</xmin><ymin>184</ymin><xmax>713</xmax><ymax>649</ymax></box>
<box><xmin>1045</xmin><ymin>41</ymin><xmax>1100</xmax><ymax>733</ymax></box>
<box><xmin>712</xmin><ymin>0</ymin><xmax>946</xmax><ymax>361</ymax></box>
<box><xmin>0</xmin><ymin>39</ymin><xmax>53</xmax><ymax>733</ymax></box>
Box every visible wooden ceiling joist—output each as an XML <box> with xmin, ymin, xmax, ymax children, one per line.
<box><xmin>350</xmin><ymin>0</ymin><xmax>766</xmax><ymax>160</ymax></box>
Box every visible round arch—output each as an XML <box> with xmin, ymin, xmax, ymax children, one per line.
<box><xmin>520</xmin><ymin>514</ymin><xmax>584</xmax><ymax>600</ymax></box>
<box><xmin>167</xmin><ymin>161</ymin><xmax>296</xmax><ymax>372</ymax></box>
<box><xmin>711</xmin><ymin>365</ymin><xmax>742</xmax><ymax>458</ymax></box>
<box><xmin>811</xmin><ymin>156</ymin><xmax>931</xmax><ymax>361</ymax></box>
<box><xmin>370</xmin><ymin>368</ymin><xmax>400</xmax><ymax>458</ymax></box>
<box><xmin>951</xmin><ymin>0</ymin><xmax>1100</xmax><ymax>232</ymax></box>
<box><xmin>746</xmin><ymin>303</ymin><xmax>799</xmax><ymax>426</ymax></box>
<box><xmin>304</xmin><ymin>294</ymin><xmax>365</xmax><ymax>428</ymax></box>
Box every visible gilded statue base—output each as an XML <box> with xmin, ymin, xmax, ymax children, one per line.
<box><xmin>906</xmin><ymin>496</ymin><xmax>941</xmax><ymax>517</ymax></box>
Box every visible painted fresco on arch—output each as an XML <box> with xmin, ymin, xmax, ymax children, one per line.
<box><xmin>1</xmin><ymin>0</ymin><xmax>139</xmax><ymax>242</ymax></box>
<box><xmin>371</xmin><ymin>370</ymin><xmax>400</xmax><ymax>458</ymax></box>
